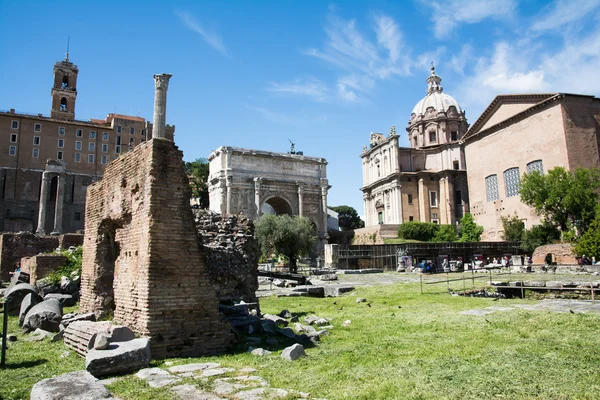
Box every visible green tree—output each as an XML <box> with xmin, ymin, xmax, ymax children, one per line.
<box><xmin>459</xmin><ymin>213</ymin><xmax>483</xmax><ymax>242</ymax></box>
<box><xmin>432</xmin><ymin>224</ymin><xmax>459</xmax><ymax>242</ymax></box>
<box><xmin>520</xmin><ymin>223</ymin><xmax>561</xmax><ymax>254</ymax></box>
<box><xmin>501</xmin><ymin>213</ymin><xmax>525</xmax><ymax>242</ymax></box>
<box><xmin>328</xmin><ymin>205</ymin><xmax>365</xmax><ymax>231</ymax></box>
<box><xmin>397</xmin><ymin>222</ymin><xmax>440</xmax><ymax>242</ymax></box>
<box><xmin>184</xmin><ymin>158</ymin><xmax>210</xmax><ymax>208</ymax></box>
<box><xmin>254</xmin><ymin>214</ymin><xmax>316</xmax><ymax>273</ymax></box>
<box><xmin>574</xmin><ymin>205</ymin><xmax>600</xmax><ymax>260</ymax></box>
<box><xmin>520</xmin><ymin>167</ymin><xmax>600</xmax><ymax>235</ymax></box>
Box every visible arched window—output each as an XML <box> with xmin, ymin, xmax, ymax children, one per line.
<box><xmin>60</xmin><ymin>97</ymin><xmax>67</xmax><ymax>112</ymax></box>
<box><xmin>62</xmin><ymin>76</ymin><xmax>69</xmax><ymax>89</ymax></box>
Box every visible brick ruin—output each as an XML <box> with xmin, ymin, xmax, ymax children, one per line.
<box><xmin>80</xmin><ymin>137</ymin><xmax>233</xmax><ymax>358</ymax></box>
<box><xmin>193</xmin><ymin>209</ymin><xmax>259</xmax><ymax>305</ymax></box>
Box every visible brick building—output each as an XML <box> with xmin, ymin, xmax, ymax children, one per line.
<box><xmin>0</xmin><ymin>55</ymin><xmax>174</xmax><ymax>233</ymax></box>
<box><xmin>462</xmin><ymin>93</ymin><xmax>600</xmax><ymax>240</ymax></box>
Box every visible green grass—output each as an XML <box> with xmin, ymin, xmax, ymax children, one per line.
<box><xmin>2</xmin><ymin>283</ymin><xmax>600</xmax><ymax>399</ymax></box>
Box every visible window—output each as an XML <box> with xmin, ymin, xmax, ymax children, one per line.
<box><xmin>485</xmin><ymin>174</ymin><xmax>500</xmax><ymax>202</ymax></box>
<box><xmin>378</xmin><ymin>211</ymin><xmax>384</xmax><ymax>224</ymax></box>
<box><xmin>57</xmin><ymin>151</ymin><xmax>63</xmax><ymax>160</ymax></box>
<box><xmin>102</xmin><ymin>144</ymin><xmax>108</xmax><ymax>153</ymax></box>
<box><xmin>74</xmin><ymin>212</ymin><xmax>81</xmax><ymax>221</ymax></box>
<box><xmin>60</xmin><ymin>97</ymin><xmax>67</xmax><ymax>111</ymax></box>
<box><xmin>76</xmin><ymin>129</ymin><xmax>82</xmax><ymax>137</ymax></box>
<box><xmin>130</xmin><ymin>127</ymin><xmax>135</xmax><ymax>135</ymax></box>
<box><xmin>102</xmin><ymin>132</ymin><xmax>109</xmax><ymax>141</ymax></box>
<box><xmin>11</xmin><ymin>120</ymin><xmax>18</xmax><ymax>129</ymax></box>
<box><xmin>432</xmin><ymin>213</ymin><xmax>439</xmax><ymax>224</ymax></box>
<box><xmin>33</xmin><ymin>136</ymin><xmax>40</xmax><ymax>145</ymax></box>
<box><xmin>116</xmin><ymin>136</ymin><xmax>121</xmax><ymax>145</ymax></box>
<box><xmin>527</xmin><ymin>160</ymin><xmax>544</xmax><ymax>174</ymax></box>
<box><xmin>88</xmin><ymin>142</ymin><xmax>95</xmax><ymax>152</ymax></box>
<box><xmin>409</xmin><ymin>216</ymin><xmax>414</xmax><ymax>222</ymax></box>
<box><xmin>58</xmin><ymin>139</ymin><xmax>64</xmax><ymax>148</ymax></box>
<box><xmin>88</xmin><ymin>154</ymin><xmax>94</xmax><ymax>163</ymax></box>
<box><xmin>451</xmin><ymin>131</ymin><xmax>458</xmax><ymax>141</ymax></box>
<box><xmin>75</xmin><ymin>153</ymin><xmax>81</xmax><ymax>162</ymax></box>
<box><xmin>9</xmin><ymin>146</ymin><xmax>16</xmax><ymax>156</ymax></box>
<box><xmin>430</xmin><ymin>191</ymin><xmax>438</xmax><ymax>207</ymax></box>
<box><xmin>407</xmin><ymin>178</ymin><xmax>412</xmax><ymax>182</ymax></box>
<box><xmin>101</xmin><ymin>155</ymin><xmax>107</xmax><ymax>164</ymax></box>
<box><xmin>129</xmin><ymin>137</ymin><xmax>134</xmax><ymax>144</ymax></box>
<box><xmin>116</xmin><ymin>145</ymin><xmax>121</xmax><ymax>154</ymax></box>
<box><xmin>32</xmin><ymin>148</ymin><xmax>39</xmax><ymax>158</ymax></box>
<box><xmin>75</xmin><ymin>141</ymin><xmax>82</xmax><ymax>150</ymax></box>
<box><xmin>10</xmin><ymin>133</ymin><xmax>17</xmax><ymax>143</ymax></box>
<box><xmin>504</xmin><ymin>167</ymin><xmax>521</xmax><ymax>197</ymax></box>
<box><xmin>62</xmin><ymin>76</ymin><xmax>69</xmax><ymax>89</ymax></box>
<box><xmin>34</xmin><ymin>123</ymin><xmax>42</xmax><ymax>132</ymax></box>
<box><xmin>429</xmin><ymin>131</ymin><xmax>437</xmax><ymax>142</ymax></box>
<box><xmin>58</xmin><ymin>127</ymin><xmax>65</xmax><ymax>135</ymax></box>
<box><xmin>408</xmin><ymin>194</ymin><xmax>413</xmax><ymax>204</ymax></box>
<box><xmin>141</xmin><ymin>129</ymin><xmax>145</xmax><ymax>136</ymax></box>
<box><xmin>117</xmin><ymin>125</ymin><xmax>122</xmax><ymax>133</ymax></box>
<box><xmin>453</xmin><ymin>160</ymin><xmax>460</xmax><ymax>170</ymax></box>
<box><xmin>432</xmin><ymin>213</ymin><xmax>438</xmax><ymax>219</ymax></box>
<box><xmin>89</xmin><ymin>131</ymin><xmax>96</xmax><ymax>139</ymax></box>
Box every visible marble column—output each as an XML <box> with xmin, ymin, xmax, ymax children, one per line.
<box><xmin>51</xmin><ymin>174</ymin><xmax>65</xmax><ymax>235</ymax></box>
<box><xmin>225</xmin><ymin>176</ymin><xmax>232</xmax><ymax>215</ymax></box>
<box><xmin>152</xmin><ymin>73</ymin><xmax>172</xmax><ymax>139</ymax></box>
<box><xmin>297</xmin><ymin>184</ymin><xmax>304</xmax><ymax>217</ymax></box>
<box><xmin>418</xmin><ymin>178</ymin><xmax>426</xmax><ymax>222</ymax></box>
<box><xmin>254</xmin><ymin>177</ymin><xmax>262</xmax><ymax>218</ymax></box>
<box><xmin>321</xmin><ymin>184</ymin><xmax>329</xmax><ymax>236</ymax></box>
<box><xmin>439</xmin><ymin>178</ymin><xmax>448</xmax><ymax>224</ymax></box>
<box><xmin>36</xmin><ymin>172</ymin><xmax>51</xmax><ymax>234</ymax></box>
<box><xmin>394</xmin><ymin>180</ymin><xmax>403</xmax><ymax>223</ymax></box>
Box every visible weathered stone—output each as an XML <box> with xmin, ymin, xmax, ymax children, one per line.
<box><xmin>278</xmin><ymin>309</ymin><xmax>292</xmax><ymax>318</ymax></box>
<box><xmin>281</xmin><ymin>343</ymin><xmax>306</xmax><ymax>361</ymax></box>
<box><xmin>323</xmin><ymin>285</ymin><xmax>355</xmax><ymax>297</ymax></box>
<box><xmin>86</xmin><ymin>338</ymin><xmax>151</xmax><ymax>378</ymax></box>
<box><xmin>239</xmin><ymin>367</ymin><xmax>258</xmax><ymax>373</ymax></box>
<box><xmin>356</xmin><ymin>297</ymin><xmax>367</xmax><ymax>303</ymax></box>
<box><xmin>108</xmin><ymin>325</ymin><xmax>135</xmax><ymax>343</ymax></box>
<box><xmin>342</xmin><ymin>320</ymin><xmax>351</xmax><ymax>327</ymax></box>
<box><xmin>171</xmin><ymin>384</ymin><xmax>225</xmax><ymax>400</ymax></box>
<box><xmin>44</xmin><ymin>293</ymin><xmax>76</xmax><ymax>307</ymax></box>
<box><xmin>313</xmin><ymin>318</ymin><xmax>330</xmax><ymax>326</ymax></box>
<box><xmin>60</xmin><ymin>276</ymin><xmax>79</xmax><ymax>295</ymax></box>
<box><xmin>261</xmin><ymin>319</ymin><xmax>277</xmax><ymax>334</ymax></box>
<box><xmin>201</xmin><ymin>367</ymin><xmax>235</xmax><ymax>377</ymax></box>
<box><xmin>168</xmin><ymin>363</ymin><xmax>221</xmax><ymax>374</ymax></box>
<box><xmin>303</xmin><ymin>316</ymin><xmax>320</xmax><ymax>325</ymax></box>
<box><xmin>276</xmin><ymin>327</ymin><xmax>296</xmax><ymax>339</ymax></box>
<box><xmin>94</xmin><ymin>332</ymin><xmax>110</xmax><ymax>350</ymax></box>
<box><xmin>35</xmin><ymin>279</ymin><xmax>62</xmax><ymax>297</ymax></box>
<box><xmin>292</xmin><ymin>286</ymin><xmax>325</xmax><ymax>297</ymax></box>
<box><xmin>51</xmin><ymin>330</ymin><xmax>64</xmax><ymax>342</ymax></box>
<box><xmin>30</xmin><ymin>370</ymin><xmax>113</xmax><ymax>400</ymax></box>
<box><xmin>262</xmin><ymin>314</ymin><xmax>288</xmax><ymax>326</ymax></box>
<box><xmin>250</xmin><ymin>348</ymin><xmax>272</xmax><ymax>356</ymax></box>
<box><xmin>264</xmin><ymin>337</ymin><xmax>278</xmax><ymax>347</ymax></box>
<box><xmin>136</xmin><ymin>367</ymin><xmax>181</xmax><ymax>388</ymax></box>
<box><xmin>318</xmin><ymin>274</ymin><xmax>338</xmax><ymax>281</ymax></box>
<box><xmin>62</xmin><ymin>312</ymin><xmax>96</xmax><ymax>327</ymax></box>
<box><xmin>4</xmin><ymin>283</ymin><xmax>41</xmax><ymax>315</ymax></box>
<box><xmin>294</xmin><ymin>323</ymin><xmax>316</xmax><ymax>334</ymax></box>
<box><xmin>23</xmin><ymin>299</ymin><xmax>63</xmax><ymax>333</ymax></box>
<box><xmin>19</xmin><ymin>292</ymin><xmax>40</xmax><ymax>326</ymax></box>
<box><xmin>233</xmin><ymin>388</ymin><xmax>291</xmax><ymax>400</ymax></box>
<box><xmin>523</xmin><ymin>281</ymin><xmax>546</xmax><ymax>288</ymax></box>
<box><xmin>64</xmin><ymin>321</ymin><xmax>112</xmax><ymax>356</ymax></box>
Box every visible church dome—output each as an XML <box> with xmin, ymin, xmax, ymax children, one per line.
<box><xmin>411</xmin><ymin>66</ymin><xmax>462</xmax><ymax>117</ymax></box>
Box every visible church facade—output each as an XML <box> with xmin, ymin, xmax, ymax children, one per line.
<box><xmin>360</xmin><ymin>66</ymin><xmax>469</xmax><ymax>228</ymax></box>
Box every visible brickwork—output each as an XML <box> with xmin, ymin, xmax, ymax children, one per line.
<box><xmin>0</xmin><ymin>232</ymin><xmax>58</xmax><ymax>281</ymax></box>
<box><xmin>80</xmin><ymin>138</ymin><xmax>232</xmax><ymax>359</ymax></box>
<box><xmin>21</xmin><ymin>254</ymin><xmax>68</xmax><ymax>285</ymax></box>
<box><xmin>532</xmin><ymin>243</ymin><xmax>578</xmax><ymax>265</ymax></box>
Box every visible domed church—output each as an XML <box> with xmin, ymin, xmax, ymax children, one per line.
<box><xmin>360</xmin><ymin>65</ymin><xmax>469</xmax><ymax>228</ymax></box>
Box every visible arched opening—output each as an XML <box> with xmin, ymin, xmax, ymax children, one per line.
<box><xmin>62</xmin><ymin>75</ymin><xmax>69</xmax><ymax>89</ymax></box>
<box><xmin>60</xmin><ymin>97</ymin><xmax>68</xmax><ymax>112</ymax></box>
<box><xmin>261</xmin><ymin>196</ymin><xmax>293</xmax><ymax>216</ymax></box>
<box><xmin>375</xmin><ymin>200</ymin><xmax>384</xmax><ymax>224</ymax></box>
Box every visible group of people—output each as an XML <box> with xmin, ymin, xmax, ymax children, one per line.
<box><xmin>578</xmin><ymin>255</ymin><xmax>594</xmax><ymax>265</ymax></box>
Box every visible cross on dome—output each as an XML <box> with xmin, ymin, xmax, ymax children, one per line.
<box><xmin>426</xmin><ymin>62</ymin><xmax>443</xmax><ymax>95</ymax></box>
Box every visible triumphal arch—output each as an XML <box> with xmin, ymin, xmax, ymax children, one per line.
<box><xmin>207</xmin><ymin>146</ymin><xmax>330</xmax><ymax>248</ymax></box>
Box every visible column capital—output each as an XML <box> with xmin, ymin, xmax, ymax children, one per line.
<box><xmin>153</xmin><ymin>73</ymin><xmax>172</xmax><ymax>90</ymax></box>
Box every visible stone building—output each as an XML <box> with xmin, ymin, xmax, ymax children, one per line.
<box><xmin>0</xmin><ymin>55</ymin><xmax>174</xmax><ymax>234</ymax></box>
<box><xmin>462</xmin><ymin>93</ymin><xmax>600</xmax><ymax>240</ymax></box>
<box><xmin>360</xmin><ymin>66</ymin><xmax>469</xmax><ymax>230</ymax></box>
<box><xmin>207</xmin><ymin>146</ymin><xmax>330</xmax><ymax>248</ymax></box>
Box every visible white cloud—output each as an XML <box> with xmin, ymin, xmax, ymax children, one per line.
<box><xmin>337</xmin><ymin>75</ymin><xmax>375</xmax><ymax>103</ymax></box>
<box><xmin>266</xmin><ymin>78</ymin><xmax>329</xmax><ymax>102</ymax></box>
<box><xmin>531</xmin><ymin>0</ymin><xmax>600</xmax><ymax>32</ymax></box>
<box><xmin>449</xmin><ymin>44</ymin><xmax>473</xmax><ymax>75</ymax></box>
<box><xmin>175</xmin><ymin>10</ymin><xmax>229</xmax><ymax>57</ymax></box>
<box><xmin>421</xmin><ymin>0</ymin><xmax>517</xmax><ymax>39</ymax></box>
<box><xmin>244</xmin><ymin>105</ymin><xmax>293</xmax><ymax>125</ymax></box>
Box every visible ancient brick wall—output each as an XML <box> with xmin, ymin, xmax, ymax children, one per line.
<box><xmin>0</xmin><ymin>232</ymin><xmax>58</xmax><ymax>281</ymax></box>
<box><xmin>21</xmin><ymin>254</ymin><xmax>67</xmax><ymax>285</ymax></box>
<box><xmin>532</xmin><ymin>243</ymin><xmax>577</xmax><ymax>265</ymax></box>
<box><xmin>58</xmin><ymin>233</ymin><xmax>83</xmax><ymax>248</ymax></box>
<box><xmin>80</xmin><ymin>138</ymin><xmax>232</xmax><ymax>359</ymax></box>
<box><xmin>193</xmin><ymin>209</ymin><xmax>259</xmax><ymax>304</ymax></box>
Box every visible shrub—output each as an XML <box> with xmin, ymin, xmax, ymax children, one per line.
<box><xmin>46</xmin><ymin>246</ymin><xmax>83</xmax><ymax>284</ymax></box>
<box><xmin>458</xmin><ymin>213</ymin><xmax>483</xmax><ymax>242</ymax></box>
<box><xmin>520</xmin><ymin>223</ymin><xmax>561</xmax><ymax>254</ymax></box>
<box><xmin>397</xmin><ymin>222</ymin><xmax>439</xmax><ymax>242</ymax></box>
<box><xmin>432</xmin><ymin>224</ymin><xmax>458</xmax><ymax>242</ymax></box>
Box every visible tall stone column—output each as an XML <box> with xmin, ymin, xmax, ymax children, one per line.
<box><xmin>152</xmin><ymin>73</ymin><xmax>172</xmax><ymax>140</ymax></box>
<box><xmin>363</xmin><ymin>193</ymin><xmax>370</xmax><ymax>226</ymax></box>
<box><xmin>51</xmin><ymin>174</ymin><xmax>65</xmax><ymax>235</ymax></box>
<box><xmin>418</xmin><ymin>178</ymin><xmax>426</xmax><ymax>222</ymax></box>
<box><xmin>254</xmin><ymin>177</ymin><xmax>262</xmax><ymax>218</ymax></box>
<box><xmin>297</xmin><ymin>184</ymin><xmax>304</xmax><ymax>217</ymax></box>
<box><xmin>36</xmin><ymin>172</ymin><xmax>51</xmax><ymax>234</ymax></box>
<box><xmin>225</xmin><ymin>176</ymin><xmax>232</xmax><ymax>215</ymax></box>
<box><xmin>439</xmin><ymin>178</ymin><xmax>448</xmax><ymax>224</ymax></box>
<box><xmin>393</xmin><ymin>180</ymin><xmax>403</xmax><ymax>224</ymax></box>
<box><xmin>320</xmin><ymin>179</ymin><xmax>329</xmax><ymax>238</ymax></box>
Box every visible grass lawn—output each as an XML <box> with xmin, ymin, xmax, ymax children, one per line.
<box><xmin>2</xmin><ymin>280</ymin><xmax>600</xmax><ymax>399</ymax></box>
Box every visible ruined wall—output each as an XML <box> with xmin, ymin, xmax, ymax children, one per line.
<box><xmin>21</xmin><ymin>254</ymin><xmax>67</xmax><ymax>285</ymax></box>
<box><xmin>532</xmin><ymin>243</ymin><xmax>577</xmax><ymax>265</ymax></box>
<box><xmin>193</xmin><ymin>209</ymin><xmax>259</xmax><ymax>304</ymax></box>
<box><xmin>0</xmin><ymin>232</ymin><xmax>59</xmax><ymax>281</ymax></box>
<box><xmin>80</xmin><ymin>138</ymin><xmax>232</xmax><ymax>358</ymax></box>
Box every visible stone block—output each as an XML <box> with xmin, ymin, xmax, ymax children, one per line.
<box><xmin>292</xmin><ymin>286</ymin><xmax>325</xmax><ymax>297</ymax></box>
<box><xmin>4</xmin><ymin>283</ymin><xmax>41</xmax><ymax>315</ymax></box>
<box><xmin>30</xmin><ymin>370</ymin><xmax>113</xmax><ymax>400</ymax></box>
<box><xmin>23</xmin><ymin>299</ymin><xmax>63</xmax><ymax>333</ymax></box>
<box><xmin>44</xmin><ymin>293</ymin><xmax>76</xmax><ymax>307</ymax></box>
<box><xmin>19</xmin><ymin>292</ymin><xmax>40</xmax><ymax>326</ymax></box>
<box><xmin>281</xmin><ymin>343</ymin><xmax>306</xmax><ymax>361</ymax></box>
<box><xmin>86</xmin><ymin>338</ymin><xmax>151</xmax><ymax>378</ymax></box>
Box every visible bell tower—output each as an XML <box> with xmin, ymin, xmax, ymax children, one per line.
<box><xmin>50</xmin><ymin>49</ymin><xmax>78</xmax><ymax>121</ymax></box>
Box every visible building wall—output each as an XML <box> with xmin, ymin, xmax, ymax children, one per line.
<box><xmin>465</xmin><ymin>103</ymin><xmax>569</xmax><ymax>240</ymax></box>
<box><xmin>479</xmin><ymin>101</ymin><xmax>541</xmax><ymax>132</ymax></box>
<box><xmin>561</xmin><ymin>97</ymin><xmax>600</xmax><ymax>170</ymax></box>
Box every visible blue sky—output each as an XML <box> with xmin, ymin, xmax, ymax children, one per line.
<box><xmin>1</xmin><ymin>0</ymin><xmax>599</xmax><ymax>217</ymax></box>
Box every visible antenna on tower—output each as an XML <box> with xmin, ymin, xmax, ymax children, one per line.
<box><xmin>65</xmin><ymin>36</ymin><xmax>70</xmax><ymax>61</ymax></box>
